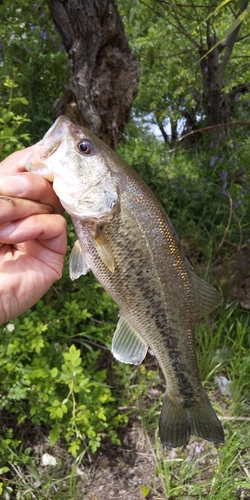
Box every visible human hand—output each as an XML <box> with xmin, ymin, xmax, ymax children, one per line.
<box><xmin>0</xmin><ymin>148</ymin><xmax>67</xmax><ymax>324</ymax></box>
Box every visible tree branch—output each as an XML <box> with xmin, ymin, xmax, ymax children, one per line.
<box><xmin>179</xmin><ymin>121</ymin><xmax>250</xmax><ymax>141</ymax></box>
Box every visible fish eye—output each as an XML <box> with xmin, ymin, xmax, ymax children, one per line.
<box><xmin>78</xmin><ymin>140</ymin><xmax>94</xmax><ymax>155</ymax></box>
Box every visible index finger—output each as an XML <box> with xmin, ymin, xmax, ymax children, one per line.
<box><xmin>0</xmin><ymin>173</ymin><xmax>64</xmax><ymax>215</ymax></box>
<box><xmin>0</xmin><ymin>147</ymin><xmax>34</xmax><ymax>174</ymax></box>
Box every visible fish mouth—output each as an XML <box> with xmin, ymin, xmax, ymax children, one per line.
<box><xmin>43</xmin><ymin>115</ymin><xmax>72</xmax><ymax>142</ymax></box>
<box><xmin>26</xmin><ymin>141</ymin><xmax>61</xmax><ymax>181</ymax></box>
<box><xmin>25</xmin><ymin>116</ymin><xmax>71</xmax><ymax>180</ymax></box>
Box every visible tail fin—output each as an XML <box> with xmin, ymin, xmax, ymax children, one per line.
<box><xmin>159</xmin><ymin>389</ymin><xmax>224</xmax><ymax>448</ymax></box>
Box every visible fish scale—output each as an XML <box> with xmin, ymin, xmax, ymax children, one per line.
<box><xmin>26</xmin><ymin>115</ymin><xmax>225</xmax><ymax>448</ymax></box>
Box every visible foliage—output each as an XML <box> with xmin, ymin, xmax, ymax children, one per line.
<box><xmin>0</xmin><ymin>258</ymin><xmax>129</xmax><ymax>459</ymax></box>
<box><xmin>117</xmin><ymin>0</ymin><xmax>250</xmax><ymax>142</ymax></box>
<box><xmin>0</xmin><ymin>73</ymin><xmax>31</xmax><ymax>160</ymax></box>
<box><xmin>0</xmin><ymin>0</ymin><xmax>70</xmax><ymax>143</ymax></box>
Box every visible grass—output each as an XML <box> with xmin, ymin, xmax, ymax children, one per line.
<box><xmin>151</xmin><ymin>421</ymin><xmax>250</xmax><ymax>499</ymax></box>
<box><xmin>198</xmin><ymin>302</ymin><xmax>250</xmax><ymax>413</ymax></box>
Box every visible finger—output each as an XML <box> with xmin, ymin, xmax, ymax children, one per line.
<box><xmin>0</xmin><ymin>172</ymin><xmax>64</xmax><ymax>214</ymax></box>
<box><xmin>0</xmin><ymin>147</ymin><xmax>34</xmax><ymax>174</ymax></box>
<box><xmin>0</xmin><ymin>196</ymin><xmax>54</xmax><ymax>225</ymax></box>
<box><xmin>0</xmin><ymin>213</ymin><xmax>67</xmax><ymax>254</ymax></box>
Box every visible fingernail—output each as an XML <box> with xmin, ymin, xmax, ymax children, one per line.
<box><xmin>0</xmin><ymin>223</ymin><xmax>15</xmax><ymax>237</ymax></box>
<box><xmin>0</xmin><ymin>174</ymin><xmax>27</xmax><ymax>196</ymax></box>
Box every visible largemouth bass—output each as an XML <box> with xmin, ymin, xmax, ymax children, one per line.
<box><xmin>26</xmin><ymin>116</ymin><xmax>224</xmax><ymax>447</ymax></box>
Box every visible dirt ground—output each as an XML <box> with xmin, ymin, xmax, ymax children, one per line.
<box><xmin>75</xmin><ymin>423</ymin><xmax>162</xmax><ymax>500</ymax></box>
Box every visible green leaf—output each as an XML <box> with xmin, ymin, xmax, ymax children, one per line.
<box><xmin>14</xmin><ymin>96</ymin><xmax>29</xmax><ymax>105</ymax></box>
<box><xmin>51</xmin><ymin>367</ymin><xmax>59</xmax><ymax>378</ymax></box>
<box><xmin>68</xmin><ymin>440</ymin><xmax>81</xmax><ymax>458</ymax></box>
<box><xmin>0</xmin><ymin>467</ymin><xmax>9</xmax><ymax>474</ymax></box>
<box><xmin>141</xmin><ymin>485</ymin><xmax>151</xmax><ymax>498</ymax></box>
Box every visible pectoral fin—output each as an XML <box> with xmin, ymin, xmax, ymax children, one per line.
<box><xmin>69</xmin><ymin>240</ymin><xmax>90</xmax><ymax>280</ymax></box>
<box><xmin>112</xmin><ymin>313</ymin><xmax>148</xmax><ymax>365</ymax></box>
<box><xmin>92</xmin><ymin>227</ymin><xmax>115</xmax><ymax>273</ymax></box>
<box><xmin>191</xmin><ymin>271</ymin><xmax>223</xmax><ymax>318</ymax></box>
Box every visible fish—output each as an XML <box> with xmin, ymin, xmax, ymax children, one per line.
<box><xmin>26</xmin><ymin>116</ymin><xmax>224</xmax><ymax>448</ymax></box>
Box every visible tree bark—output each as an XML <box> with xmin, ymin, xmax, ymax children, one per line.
<box><xmin>48</xmin><ymin>0</ymin><xmax>140</xmax><ymax>148</ymax></box>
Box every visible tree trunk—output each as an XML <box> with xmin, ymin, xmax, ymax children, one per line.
<box><xmin>200</xmin><ymin>2</ymin><xmax>249</xmax><ymax>141</ymax></box>
<box><xmin>48</xmin><ymin>0</ymin><xmax>140</xmax><ymax>148</ymax></box>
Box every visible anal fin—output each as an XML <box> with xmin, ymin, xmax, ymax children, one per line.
<box><xmin>191</xmin><ymin>271</ymin><xmax>223</xmax><ymax>318</ymax></box>
<box><xmin>112</xmin><ymin>313</ymin><xmax>148</xmax><ymax>365</ymax></box>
